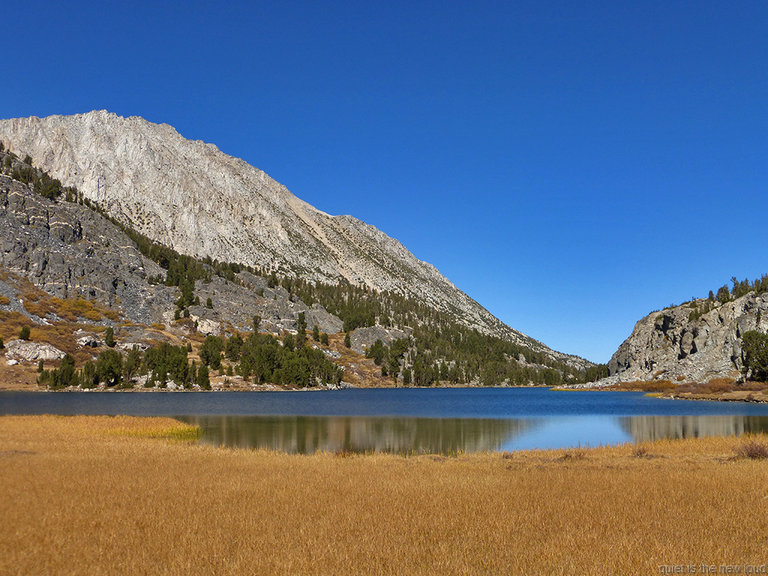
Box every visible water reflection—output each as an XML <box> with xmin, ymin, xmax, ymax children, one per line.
<box><xmin>618</xmin><ymin>415</ymin><xmax>768</xmax><ymax>442</ymax></box>
<box><xmin>179</xmin><ymin>414</ymin><xmax>768</xmax><ymax>454</ymax></box>
<box><xmin>179</xmin><ymin>415</ymin><xmax>540</xmax><ymax>454</ymax></box>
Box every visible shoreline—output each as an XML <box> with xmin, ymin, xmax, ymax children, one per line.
<box><xmin>553</xmin><ymin>382</ymin><xmax>768</xmax><ymax>404</ymax></box>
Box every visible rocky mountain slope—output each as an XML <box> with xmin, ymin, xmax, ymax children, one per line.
<box><xmin>0</xmin><ymin>110</ymin><xmax>587</xmax><ymax>369</ymax></box>
<box><xmin>605</xmin><ymin>292</ymin><xmax>768</xmax><ymax>384</ymax></box>
<box><xmin>0</xmin><ymin>172</ymin><xmax>174</xmax><ymax>325</ymax></box>
<box><xmin>0</xmin><ymin>157</ymin><xmax>343</xmax><ymax>335</ymax></box>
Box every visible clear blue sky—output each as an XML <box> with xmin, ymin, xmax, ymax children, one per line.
<box><xmin>3</xmin><ymin>1</ymin><xmax>768</xmax><ymax>363</ymax></box>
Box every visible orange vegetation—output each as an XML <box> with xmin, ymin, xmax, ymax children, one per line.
<box><xmin>1</xmin><ymin>415</ymin><xmax>767</xmax><ymax>575</ymax></box>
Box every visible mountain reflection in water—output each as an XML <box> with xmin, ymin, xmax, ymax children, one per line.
<box><xmin>180</xmin><ymin>414</ymin><xmax>768</xmax><ymax>454</ymax></box>
<box><xmin>179</xmin><ymin>415</ymin><xmax>540</xmax><ymax>454</ymax></box>
<box><xmin>619</xmin><ymin>415</ymin><xmax>768</xmax><ymax>443</ymax></box>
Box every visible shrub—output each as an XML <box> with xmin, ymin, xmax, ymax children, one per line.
<box><xmin>733</xmin><ymin>439</ymin><xmax>768</xmax><ymax>460</ymax></box>
<box><xmin>0</xmin><ymin>336</ymin><xmax>4</xmax><ymax>349</ymax></box>
<box><xmin>632</xmin><ymin>444</ymin><xmax>649</xmax><ymax>458</ymax></box>
<box><xmin>19</xmin><ymin>326</ymin><xmax>30</xmax><ymax>340</ymax></box>
<box><xmin>560</xmin><ymin>447</ymin><xmax>587</xmax><ymax>461</ymax></box>
<box><xmin>105</xmin><ymin>327</ymin><xmax>115</xmax><ymax>347</ymax></box>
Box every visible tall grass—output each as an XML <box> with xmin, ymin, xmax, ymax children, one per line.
<box><xmin>1</xmin><ymin>416</ymin><xmax>767</xmax><ymax>575</ymax></box>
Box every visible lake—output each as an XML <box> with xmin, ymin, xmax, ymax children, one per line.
<box><xmin>2</xmin><ymin>387</ymin><xmax>768</xmax><ymax>454</ymax></box>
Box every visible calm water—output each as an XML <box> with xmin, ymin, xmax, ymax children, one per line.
<box><xmin>3</xmin><ymin>388</ymin><xmax>768</xmax><ymax>454</ymax></box>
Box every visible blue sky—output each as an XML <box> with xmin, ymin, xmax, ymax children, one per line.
<box><xmin>2</xmin><ymin>1</ymin><xmax>767</xmax><ymax>363</ymax></box>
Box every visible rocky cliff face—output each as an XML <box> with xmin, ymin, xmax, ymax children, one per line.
<box><xmin>606</xmin><ymin>293</ymin><xmax>768</xmax><ymax>383</ymax></box>
<box><xmin>0</xmin><ymin>163</ymin><xmax>346</xmax><ymax>335</ymax></box>
<box><xmin>0</xmin><ymin>110</ymin><xmax>586</xmax><ymax>368</ymax></box>
<box><xmin>0</xmin><ymin>172</ymin><xmax>175</xmax><ymax>324</ymax></box>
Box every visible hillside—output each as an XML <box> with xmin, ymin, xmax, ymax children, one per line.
<box><xmin>603</xmin><ymin>279</ymin><xmax>768</xmax><ymax>385</ymax></box>
<box><xmin>0</xmin><ymin>110</ymin><xmax>587</xmax><ymax>370</ymax></box>
<box><xmin>0</xmin><ymin>145</ymin><xmax>593</xmax><ymax>390</ymax></box>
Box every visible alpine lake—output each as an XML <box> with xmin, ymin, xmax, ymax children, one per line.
<box><xmin>3</xmin><ymin>387</ymin><xmax>768</xmax><ymax>454</ymax></box>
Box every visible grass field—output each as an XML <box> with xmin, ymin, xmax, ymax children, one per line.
<box><xmin>1</xmin><ymin>415</ymin><xmax>767</xmax><ymax>574</ymax></box>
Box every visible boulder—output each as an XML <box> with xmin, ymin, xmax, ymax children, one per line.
<box><xmin>4</xmin><ymin>339</ymin><xmax>66</xmax><ymax>362</ymax></box>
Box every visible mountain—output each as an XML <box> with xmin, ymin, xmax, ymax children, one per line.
<box><xmin>0</xmin><ymin>110</ymin><xmax>587</xmax><ymax>369</ymax></box>
<box><xmin>605</xmin><ymin>290</ymin><xmax>768</xmax><ymax>384</ymax></box>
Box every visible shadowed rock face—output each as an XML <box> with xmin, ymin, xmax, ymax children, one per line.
<box><xmin>0</xmin><ymin>170</ymin><xmax>342</xmax><ymax>333</ymax></box>
<box><xmin>0</xmin><ymin>111</ymin><xmax>588</xmax><ymax>369</ymax></box>
<box><xmin>0</xmin><ymin>173</ymin><xmax>176</xmax><ymax>325</ymax></box>
<box><xmin>606</xmin><ymin>293</ymin><xmax>768</xmax><ymax>383</ymax></box>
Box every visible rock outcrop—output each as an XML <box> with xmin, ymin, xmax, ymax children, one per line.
<box><xmin>4</xmin><ymin>339</ymin><xmax>66</xmax><ymax>362</ymax></box>
<box><xmin>0</xmin><ymin>163</ymin><xmax>341</xmax><ymax>334</ymax></box>
<box><xmin>0</xmin><ymin>172</ymin><xmax>176</xmax><ymax>325</ymax></box>
<box><xmin>605</xmin><ymin>293</ymin><xmax>768</xmax><ymax>383</ymax></box>
<box><xmin>0</xmin><ymin>111</ymin><xmax>588</xmax><ymax>369</ymax></box>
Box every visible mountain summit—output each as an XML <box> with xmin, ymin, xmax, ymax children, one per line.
<box><xmin>0</xmin><ymin>110</ymin><xmax>585</xmax><ymax>368</ymax></box>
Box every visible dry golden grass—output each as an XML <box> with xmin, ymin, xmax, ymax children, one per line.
<box><xmin>606</xmin><ymin>379</ymin><xmax>678</xmax><ymax>392</ymax></box>
<box><xmin>1</xmin><ymin>416</ymin><xmax>768</xmax><ymax>575</ymax></box>
<box><xmin>325</xmin><ymin>332</ymin><xmax>394</xmax><ymax>388</ymax></box>
<box><xmin>1</xmin><ymin>270</ymin><xmax>121</xmax><ymax>323</ymax></box>
<box><xmin>0</xmin><ymin>309</ymin><xmax>101</xmax><ymax>369</ymax></box>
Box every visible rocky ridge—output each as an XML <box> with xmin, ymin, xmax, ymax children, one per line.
<box><xmin>0</xmin><ymin>111</ymin><xmax>587</xmax><ymax>369</ymax></box>
<box><xmin>603</xmin><ymin>292</ymin><xmax>768</xmax><ymax>384</ymax></box>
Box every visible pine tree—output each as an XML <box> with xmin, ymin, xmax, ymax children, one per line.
<box><xmin>197</xmin><ymin>364</ymin><xmax>211</xmax><ymax>390</ymax></box>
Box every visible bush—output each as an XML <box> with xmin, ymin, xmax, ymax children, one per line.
<box><xmin>733</xmin><ymin>439</ymin><xmax>768</xmax><ymax>460</ymax></box>
<box><xmin>105</xmin><ymin>327</ymin><xmax>115</xmax><ymax>347</ymax></box>
<box><xmin>19</xmin><ymin>326</ymin><xmax>30</xmax><ymax>341</ymax></box>
<box><xmin>632</xmin><ymin>444</ymin><xmax>650</xmax><ymax>458</ymax></box>
<box><xmin>0</xmin><ymin>336</ymin><xmax>4</xmax><ymax>349</ymax></box>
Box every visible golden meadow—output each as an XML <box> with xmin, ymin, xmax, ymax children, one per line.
<box><xmin>1</xmin><ymin>415</ymin><xmax>767</xmax><ymax>575</ymax></box>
